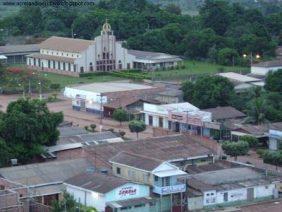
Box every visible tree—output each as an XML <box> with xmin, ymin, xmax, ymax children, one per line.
<box><xmin>52</xmin><ymin>192</ymin><xmax>97</xmax><ymax>212</ymax></box>
<box><xmin>265</xmin><ymin>69</ymin><xmax>282</xmax><ymax>93</ymax></box>
<box><xmin>128</xmin><ymin>120</ymin><xmax>146</xmax><ymax>140</ymax></box>
<box><xmin>262</xmin><ymin>150</ymin><xmax>282</xmax><ymax>170</ymax></box>
<box><xmin>112</xmin><ymin>108</ymin><xmax>128</xmax><ymax>126</ymax></box>
<box><xmin>222</xmin><ymin>141</ymin><xmax>249</xmax><ymax>160</ymax></box>
<box><xmin>165</xmin><ymin>4</ymin><xmax>182</xmax><ymax>15</ymax></box>
<box><xmin>216</xmin><ymin>48</ymin><xmax>238</xmax><ymax>66</ymax></box>
<box><xmin>181</xmin><ymin>76</ymin><xmax>235</xmax><ymax>109</ymax></box>
<box><xmin>241</xmin><ymin>135</ymin><xmax>258</xmax><ymax>148</ymax></box>
<box><xmin>0</xmin><ymin>99</ymin><xmax>63</xmax><ymax>163</ymax></box>
<box><xmin>245</xmin><ymin>97</ymin><xmax>268</xmax><ymax>124</ymax></box>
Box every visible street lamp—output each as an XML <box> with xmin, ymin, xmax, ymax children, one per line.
<box><xmin>243</xmin><ymin>52</ymin><xmax>261</xmax><ymax>66</ymax></box>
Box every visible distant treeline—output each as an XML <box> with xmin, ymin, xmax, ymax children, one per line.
<box><xmin>0</xmin><ymin>0</ymin><xmax>281</xmax><ymax>65</ymax></box>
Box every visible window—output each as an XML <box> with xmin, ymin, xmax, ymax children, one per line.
<box><xmin>58</xmin><ymin>62</ymin><xmax>61</xmax><ymax>70</ymax></box>
<box><xmin>116</xmin><ymin>167</ymin><xmax>121</xmax><ymax>174</ymax></box>
<box><xmin>48</xmin><ymin>60</ymin><xmax>50</xmax><ymax>68</ymax></box>
<box><xmin>127</xmin><ymin>63</ymin><xmax>130</xmax><ymax>69</ymax></box>
<box><xmin>53</xmin><ymin>61</ymin><xmax>55</xmax><ymax>69</ymax></box>
<box><xmin>63</xmin><ymin>62</ymin><xmax>66</xmax><ymax>71</ymax></box>
<box><xmin>68</xmin><ymin>63</ymin><xmax>71</xmax><ymax>71</ymax></box>
<box><xmin>154</xmin><ymin>176</ymin><xmax>159</xmax><ymax>181</ymax></box>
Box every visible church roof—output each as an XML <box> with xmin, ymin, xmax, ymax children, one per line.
<box><xmin>40</xmin><ymin>36</ymin><xmax>94</xmax><ymax>53</ymax></box>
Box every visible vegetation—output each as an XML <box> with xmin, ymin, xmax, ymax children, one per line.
<box><xmin>264</xmin><ymin>69</ymin><xmax>282</xmax><ymax>93</ymax></box>
<box><xmin>0</xmin><ymin>99</ymin><xmax>63</xmax><ymax>166</ymax></box>
<box><xmin>0</xmin><ymin>0</ymin><xmax>280</xmax><ymax>66</ymax></box>
<box><xmin>52</xmin><ymin>192</ymin><xmax>97</xmax><ymax>212</ymax></box>
<box><xmin>112</xmin><ymin>108</ymin><xmax>128</xmax><ymax>126</ymax></box>
<box><xmin>262</xmin><ymin>150</ymin><xmax>282</xmax><ymax>170</ymax></box>
<box><xmin>181</xmin><ymin>75</ymin><xmax>235</xmax><ymax>109</ymax></box>
<box><xmin>222</xmin><ymin>141</ymin><xmax>250</xmax><ymax>160</ymax></box>
<box><xmin>240</xmin><ymin>135</ymin><xmax>258</xmax><ymax>148</ymax></box>
<box><xmin>128</xmin><ymin>120</ymin><xmax>146</xmax><ymax>140</ymax></box>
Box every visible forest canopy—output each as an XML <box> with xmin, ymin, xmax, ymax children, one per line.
<box><xmin>0</xmin><ymin>0</ymin><xmax>281</xmax><ymax>65</ymax></box>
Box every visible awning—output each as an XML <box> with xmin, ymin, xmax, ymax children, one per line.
<box><xmin>0</xmin><ymin>55</ymin><xmax>7</xmax><ymax>59</ymax></box>
<box><xmin>153</xmin><ymin>169</ymin><xmax>187</xmax><ymax>178</ymax></box>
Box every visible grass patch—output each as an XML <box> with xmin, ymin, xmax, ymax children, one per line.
<box><xmin>38</xmin><ymin>72</ymin><xmax>125</xmax><ymax>88</ymax></box>
<box><xmin>149</xmin><ymin>60</ymin><xmax>250</xmax><ymax>81</ymax></box>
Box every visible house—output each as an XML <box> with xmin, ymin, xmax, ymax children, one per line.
<box><xmin>251</xmin><ymin>59</ymin><xmax>282</xmax><ymax>76</ymax></box>
<box><xmin>154</xmin><ymin>89</ymin><xmax>183</xmax><ymax>104</ymax></box>
<box><xmin>103</xmin><ymin>97</ymin><xmax>159</xmax><ymax>119</ymax></box>
<box><xmin>0</xmin><ymin>44</ymin><xmax>39</xmax><ymax>64</ymax></box>
<box><xmin>65</xmin><ymin>172</ymin><xmax>152</xmax><ymax>212</ymax></box>
<box><xmin>268</xmin><ymin>123</ymin><xmax>282</xmax><ymax>151</ymax></box>
<box><xmin>42</xmin><ymin>126</ymin><xmax>124</xmax><ymax>160</ymax></box>
<box><xmin>230</xmin><ymin>122</ymin><xmax>282</xmax><ymax>143</ymax></box>
<box><xmin>0</xmin><ymin>158</ymin><xmax>94</xmax><ymax>206</ymax></box>
<box><xmin>218</xmin><ymin>72</ymin><xmax>264</xmax><ymax>92</ymax></box>
<box><xmin>110</xmin><ymin>152</ymin><xmax>187</xmax><ymax>211</ymax></box>
<box><xmin>203</xmin><ymin>106</ymin><xmax>246</xmax><ymax>140</ymax></box>
<box><xmin>26</xmin><ymin>21</ymin><xmax>182</xmax><ymax>76</ymax></box>
<box><xmin>186</xmin><ymin>161</ymin><xmax>280</xmax><ymax>210</ymax></box>
<box><xmin>143</xmin><ymin>102</ymin><xmax>212</xmax><ymax>136</ymax></box>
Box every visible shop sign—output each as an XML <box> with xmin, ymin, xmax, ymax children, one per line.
<box><xmin>116</xmin><ymin>185</ymin><xmax>139</xmax><ymax>199</ymax></box>
<box><xmin>204</xmin><ymin>122</ymin><xmax>221</xmax><ymax>130</ymax></box>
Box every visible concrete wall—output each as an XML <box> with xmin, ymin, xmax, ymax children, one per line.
<box><xmin>112</xmin><ymin>163</ymin><xmax>153</xmax><ymax>185</ymax></box>
<box><xmin>188</xmin><ymin>196</ymin><xmax>203</xmax><ymax>211</ymax></box>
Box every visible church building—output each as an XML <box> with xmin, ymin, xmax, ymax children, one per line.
<box><xmin>26</xmin><ymin>21</ymin><xmax>182</xmax><ymax>76</ymax></box>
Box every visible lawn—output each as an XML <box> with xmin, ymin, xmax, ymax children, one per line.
<box><xmin>148</xmin><ymin>60</ymin><xmax>250</xmax><ymax>81</ymax></box>
<box><xmin>39</xmin><ymin>72</ymin><xmax>125</xmax><ymax>88</ymax></box>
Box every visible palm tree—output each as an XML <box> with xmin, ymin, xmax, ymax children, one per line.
<box><xmin>245</xmin><ymin>97</ymin><xmax>268</xmax><ymax>125</ymax></box>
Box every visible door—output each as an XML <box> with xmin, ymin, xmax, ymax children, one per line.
<box><xmin>175</xmin><ymin>122</ymin><xmax>180</xmax><ymax>132</ymax></box>
<box><xmin>247</xmin><ymin>188</ymin><xmax>254</xmax><ymax>201</ymax></box>
<box><xmin>223</xmin><ymin>192</ymin><xmax>228</xmax><ymax>202</ymax></box>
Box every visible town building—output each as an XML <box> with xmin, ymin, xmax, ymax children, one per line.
<box><xmin>268</xmin><ymin>123</ymin><xmax>282</xmax><ymax>151</ymax></box>
<box><xmin>186</xmin><ymin>161</ymin><xmax>279</xmax><ymax>210</ymax></box>
<box><xmin>154</xmin><ymin>89</ymin><xmax>183</xmax><ymax>104</ymax></box>
<box><xmin>0</xmin><ymin>158</ymin><xmax>94</xmax><ymax>207</ymax></box>
<box><xmin>65</xmin><ymin>172</ymin><xmax>152</xmax><ymax>212</ymax></box>
<box><xmin>0</xmin><ymin>44</ymin><xmax>39</xmax><ymax>64</ymax></box>
<box><xmin>26</xmin><ymin>21</ymin><xmax>182</xmax><ymax>76</ymax></box>
<box><xmin>203</xmin><ymin>106</ymin><xmax>246</xmax><ymax>140</ymax></box>
<box><xmin>230</xmin><ymin>122</ymin><xmax>282</xmax><ymax>143</ymax></box>
<box><xmin>251</xmin><ymin>59</ymin><xmax>282</xmax><ymax>76</ymax></box>
<box><xmin>64</xmin><ymin>82</ymin><xmax>162</xmax><ymax>115</ymax></box>
<box><xmin>143</xmin><ymin>102</ymin><xmax>212</xmax><ymax>136</ymax></box>
<box><xmin>218</xmin><ymin>72</ymin><xmax>264</xmax><ymax>93</ymax></box>
<box><xmin>42</xmin><ymin>126</ymin><xmax>124</xmax><ymax>160</ymax></box>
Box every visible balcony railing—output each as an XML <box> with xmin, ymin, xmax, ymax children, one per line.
<box><xmin>153</xmin><ymin>183</ymin><xmax>186</xmax><ymax>195</ymax></box>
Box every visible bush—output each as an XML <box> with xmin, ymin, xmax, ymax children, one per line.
<box><xmin>241</xmin><ymin>136</ymin><xmax>258</xmax><ymax>148</ymax></box>
<box><xmin>256</xmin><ymin>148</ymin><xmax>266</xmax><ymax>157</ymax></box>
<box><xmin>90</xmin><ymin>124</ymin><xmax>96</xmax><ymax>132</ymax></box>
<box><xmin>50</xmin><ymin>83</ymin><xmax>61</xmax><ymax>90</ymax></box>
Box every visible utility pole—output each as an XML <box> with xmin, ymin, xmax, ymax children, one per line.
<box><xmin>98</xmin><ymin>94</ymin><xmax>104</xmax><ymax>125</ymax></box>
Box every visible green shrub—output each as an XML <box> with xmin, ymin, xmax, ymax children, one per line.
<box><xmin>241</xmin><ymin>135</ymin><xmax>258</xmax><ymax>148</ymax></box>
<box><xmin>256</xmin><ymin>148</ymin><xmax>266</xmax><ymax>157</ymax></box>
<box><xmin>50</xmin><ymin>83</ymin><xmax>61</xmax><ymax>90</ymax></box>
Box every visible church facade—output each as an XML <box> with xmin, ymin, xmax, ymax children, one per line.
<box><xmin>26</xmin><ymin>21</ymin><xmax>182</xmax><ymax>76</ymax></box>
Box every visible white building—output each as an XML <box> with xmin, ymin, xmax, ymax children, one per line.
<box><xmin>26</xmin><ymin>21</ymin><xmax>182</xmax><ymax>76</ymax></box>
<box><xmin>65</xmin><ymin>172</ymin><xmax>152</xmax><ymax>212</ymax></box>
<box><xmin>188</xmin><ymin>166</ymin><xmax>279</xmax><ymax>210</ymax></box>
<box><xmin>143</xmin><ymin>102</ymin><xmax>212</xmax><ymax>136</ymax></box>
<box><xmin>251</xmin><ymin>59</ymin><xmax>282</xmax><ymax>76</ymax></box>
<box><xmin>64</xmin><ymin>82</ymin><xmax>155</xmax><ymax>114</ymax></box>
